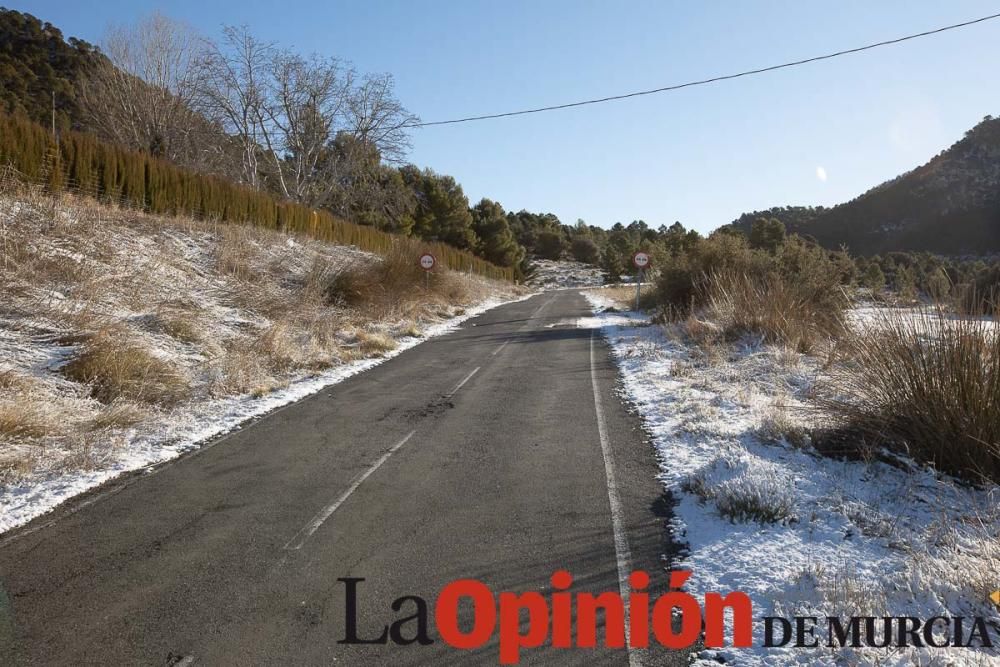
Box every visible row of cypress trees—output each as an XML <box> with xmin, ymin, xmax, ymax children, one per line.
<box><xmin>0</xmin><ymin>112</ymin><xmax>513</xmax><ymax>281</ymax></box>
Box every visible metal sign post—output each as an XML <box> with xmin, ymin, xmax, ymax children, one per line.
<box><xmin>419</xmin><ymin>253</ymin><xmax>436</xmax><ymax>290</ymax></box>
<box><xmin>632</xmin><ymin>251</ymin><xmax>650</xmax><ymax>311</ymax></box>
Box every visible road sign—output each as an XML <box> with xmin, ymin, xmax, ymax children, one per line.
<box><xmin>419</xmin><ymin>253</ymin><xmax>436</xmax><ymax>271</ymax></box>
<box><xmin>632</xmin><ymin>251</ymin><xmax>651</xmax><ymax>269</ymax></box>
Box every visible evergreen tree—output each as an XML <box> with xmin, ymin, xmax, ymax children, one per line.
<box><xmin>470</xmin><ymin>198</ymin><xmax>524</xmax><ymax>267</ymax></box>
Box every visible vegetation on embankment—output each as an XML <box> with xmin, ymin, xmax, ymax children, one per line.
<box><xmin>0</xmin><ymin>188</ymin><xmax>521</xmax><ymax>485</ymax></box>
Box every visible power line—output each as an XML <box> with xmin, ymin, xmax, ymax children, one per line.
<box><xmin>411</xmin><ymin>11</ymin><xmax>1000</xmax><ymax>128</ymax></box>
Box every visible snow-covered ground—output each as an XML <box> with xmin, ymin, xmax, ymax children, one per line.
<box><xmin>527</xmin><ymin>259</ymin><xmax>603</xmax><ymax>289</ymax></box>
<box><xmin>582</xmin><ymin>291</ymin><xmax>1000</xmax><ymax>666</ymax></box>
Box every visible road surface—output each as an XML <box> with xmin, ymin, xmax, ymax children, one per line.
<box><xmin>0</xmin><ymin>290</ymin><xmax>685</xmax><ymax>665</ymax></box>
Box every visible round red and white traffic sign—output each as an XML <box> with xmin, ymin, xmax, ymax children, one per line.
<box><xmin>418</xmin><ymin>253</ymin><xmax>436</xmax><ymax>271</ymax></box>
<box><xmin>632</xmin><ymin>251</ymin><xmax>651</xmax><ymax>269</ymax></box>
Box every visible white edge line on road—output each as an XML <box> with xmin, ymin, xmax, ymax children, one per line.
<box><xmin>283</xmin><ymin>430</ymin><xmax>416</xmax><ymax>551</ymax></box>
<box><xmin>589</xmin><ymin>332</ymin><xmax>643</xmax><ymax>667</ymax></box>
<box><xmin>491</xmin><ymin>340</ymin><xmax>510</xmax><ymax>356</ymax></box>
<box><xmin>445</xmin><ymin>366</ymin><xmax>480</xmax><ymax>398</ymax></box>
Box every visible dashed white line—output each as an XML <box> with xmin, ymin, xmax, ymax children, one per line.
<box><xmin>283</xmin><ymin>430</ymin><xmax>416</xmax><ymax>550</ymax></box>
<box><xmin>445</xmin><ymin>366</ymin><xmax>480</xmax><ymax>398</ymax></box>
<box><xmin>491</xmin><ymin>340</ymin><xmax>510</xmax><ymax>356</ymax></box>
<box><xmin>589</xmin><ymin>332</ymin><xmax>642</xmax><ymax>667</ymax></box>
<box><xmin>532</xmin><ymin>296</ymin><xmax>556</xmax><ymax>318</ymax></box>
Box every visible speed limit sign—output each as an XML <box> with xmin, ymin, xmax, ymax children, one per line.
<box><xmin>418</xmin><ymin>253</ymin><xmax>436</xmax><ymax>271</ymax></box>
<box><xmin>632</xmin><ymin>251</ymin><xmax>651</xmax><ymax>269</ymax></box>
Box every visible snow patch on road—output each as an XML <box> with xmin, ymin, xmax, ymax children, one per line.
<box><xmin>582</xmin><ymin>290</ymin><xmax>1000</xmax><ymax>666</ymax></box>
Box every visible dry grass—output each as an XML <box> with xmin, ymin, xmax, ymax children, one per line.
<box><xmin>0</xmin><ymin>402</ymin><xmax>57</xmax><ymax>440</ymax></box>
<box><xmin>61</xmin><ymin>327</ymin><xmax>190</xmax><ymax>406</ymax></box>
<box><xmin>756</xmin><ymin>401</ymin><xmax>810</xmax><ymax>448</ymax></box>
<box><xmin>152</xmin><ymin>304</ymin><xmax>205</xmax><ymax>344</ymax></box>
<box><xmin>820</xmin><ymin>307</ymin><xmax>1000</xmax><ymax>484</ymax></box>
<box><xmin>86</xmin><ymin>401</ymin><xmax>149</xmax><ymax>431</ymax></box>
<box><xmin>698</xmin><ymin>270</ymin><xmax>847</xmax><ymax>353</ymax></box>
<box><xmin>216</xmin><ymin>226</ymin><xmax>262</xmax><ymax>283</ymax></box>
<box><xmin>355</xmin><ymin>331</ymin><xmax>398</xmax><ymax>356</ymax></box>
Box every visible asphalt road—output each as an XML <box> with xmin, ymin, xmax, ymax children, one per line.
<box><xmin>0</xmin><ymin>290</ymin><xmax>686</xmax><ymax>666</ymax></box>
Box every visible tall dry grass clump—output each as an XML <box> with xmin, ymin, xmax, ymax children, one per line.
<box><xmin>699</xmin><ymin>270</ymin><xmax>848</xmax><ymax>353</ymax></box>
<box><xmin>821</xmin><ymin>307</ymin><xmax>1000</xmax><ymax>484</ymax></box>
<box><xmin>62</xmin><ymin>327</ymin><xmax>190</xmax><ymax>406</ymax></box>
<box><xmin>655</xmin><ymin>233</ymin><xmax>853</xmax><ymax>351</ymax></box>
<box><xmin>321</xmin><ymin>243</ymin><xmax>472</xmax><ymax>313</ymax></box>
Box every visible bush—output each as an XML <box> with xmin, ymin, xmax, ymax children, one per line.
<box><xmin>654</xmin><ymin>232</ymin><xmax>761</xmax><ymax>313</ymax></box>
<box><xmin>534</xmin><ymin>230</ymin><xmax>567</xmax><ymax>260</ymax></box>
<box><xmin>699</xmin><ymin>270</ymin><xmax>847</xmax><ymax>352</ymax></box>
<box><xmin>957</xmin><ymin>265</ymin><xmax>1000</xmax><ymax>315</ymax></box>
<box><xmin>320</xmin><ymin>243</ymin><xmax>470</xmax><ymax>309</ymax></box>
<box><xmin>655</xmin><ymin>233</ymin><xmax>850</xmax><ymax>349</ymax></box>
<box><xmin>820</xmin><ymin>307</ymin><xmax>1000</xmax><ymax>484</ymax></box>
<box><xmin>62</xmin><ymin>327</ymin><xmax>190</xmax><ymax>405</ymax></box>
<box><xmin>570</xmin><ymin>237</ymin><xmax>601</xmax><ymax>264</ymax></box>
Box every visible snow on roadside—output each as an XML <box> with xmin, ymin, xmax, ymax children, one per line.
<box><xmin>0</xmin><ymin>293</ymin><xmax>533</xmax><ymax>534</ymax></box>
<box><xmin>581</xmin><ymin>291</ymin><xmax>1000</xmax><ymax>666</ymax></box>
<box><xmin>528</xmin><ymin>259</ymin><xmax>603</xmax><ymax>289</ymax></box>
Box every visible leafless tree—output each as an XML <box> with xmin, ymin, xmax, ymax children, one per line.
<box><xmin>192</xmin><ymin>25</ymin><xmax>274</xmax><ymax>189</ymax></box>
<box><xmin>194</xmin><ymin>25</ymin><xmax>418</xmax><ymax>202</ymax></box>
<box><xmin>80</xmin><ymin>13</ymin><xmax>217</xmax><ymax>167</ymax></box>
<box><xmin>256</xmin><ymin>51</ymin><xmax>352</xmax><ymax>205</ymax></box>
<box><xmin>346</xmin><ymin>73</ymin><xmax>418</xmax><ymax>164</ymax></box>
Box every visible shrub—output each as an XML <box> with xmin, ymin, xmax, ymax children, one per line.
<box><xmin>571</xmin><ymin>237</ymin><xmax>601</xmax><ymax>264</ymax></box>
<box><xmin>957</xmin><ymin>265</ymin><xmax>1000</xmax><ymax>315</ymax></box>
<box><xmin>62</xmin><ymin>327</ymin><xmax>190</xmax><ymax>405</ymax></box>
<box><xmin>699</xmin><ymin>270</ymin><xmax>847</xmax><ymax>352</ymax></box>
<box><xmin>684</xmin><ymin>454</ymin><xmax>796</xmax><ymax>524</ymax></box>
<box><xmin>534</xmin><ymin>231</ymin><xmax>567</xmax><ymax>260</ymax></box>
<box><xmin>654</xmin><ymin>232</ymin><xmax>761</xmax><ymax>313</ymax></box>
<box><xmin>820</xmin><ymin>307</ymin><xmax>1000</xmax><ymax>484</ymax></box>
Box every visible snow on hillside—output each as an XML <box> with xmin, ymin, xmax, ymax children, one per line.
<box><xmin>527</xmin><ymin>259</ymin><xmax>603</xmax><ymax>289</ymax></box>
<box><xmin>582</xmin><ymin>291</ymin><xmax>1000</xmax><ymax>666</ymax></box>
<box><xmin>0</xmin><ymin>194</ymin><xmax>527</xmax><ymax>534</ymax></box>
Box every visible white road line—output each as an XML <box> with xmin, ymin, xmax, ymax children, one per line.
<box><xmin>532</xmin><ymin>296</ymin><xmax>556</xmax><ymax>318</ymax></box>
<box><xmin>491</xmin><ymin>340</ymin><xmax>510</xmax><ymax>356</ymax></box>
<box><xmin>283</xmin><ymin>430</ymin><xmax>416</xmax><ymax>550</ymax></box>
<box><xmin>589</xmin><ymin>332</ymin><xmax>642</xmax><ymax>667</ymax></box>
<box><xmin>445</xmin><ymin>366</ymin><xmax>480</xmax><ymax>398</ymax></box>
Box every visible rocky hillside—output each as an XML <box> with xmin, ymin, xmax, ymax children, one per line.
<box><xmin>731</xmin><ymin>115</ymin><xmax>1000</xmax><ymax>255</ymax></box>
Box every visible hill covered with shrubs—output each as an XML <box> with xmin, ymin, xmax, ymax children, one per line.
<box><xmin>730</xmin><ymin>116</ymin><xmax>1000</xmax><ymax>256</ymax></box>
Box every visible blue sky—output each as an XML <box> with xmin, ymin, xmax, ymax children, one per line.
<box><xmin>14</xmin><ymin>1</ymin><xmax>1000</xmax><ymax>233</ymax></box>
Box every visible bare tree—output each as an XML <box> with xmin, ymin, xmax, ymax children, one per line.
<box><xmin>192</xmin><ymin>25</ymin><xmax>274</xmax><ymax>189</ymax></box>
<box><xmin>194</xmin><ymin>25</ymin><xmax>418</xmax><ymax>202</ymax></box>
<box><xmin>257</xmin><ymin>51</ymin><xmax>352</xmax><ymax>205</ymax></box>
<box><xmin>81</xmin><ymin>13</ymin><xmax>214</xmax><ymax>166</ymax></box>
<box><xmin>346</xmin><ymin>73</ymin><xmax>418</xmax><ymax>164</ymax></box>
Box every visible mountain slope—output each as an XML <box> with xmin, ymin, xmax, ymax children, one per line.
<box><xmin>0</xmin><ymin>8</ymin><xmax>102</xmax><ymax>132</ymax></box>
<box><xmin>731</xmin><ymin>116</ymin><xmax>1000</xmax><ymax>255</ymax></box>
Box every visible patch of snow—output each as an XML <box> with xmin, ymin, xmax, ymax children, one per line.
<box><xmin>527</xmin><ymin>259</ymin><xmax>603</xmax><ymax>289</ymax></box>
<box><xmin>582</xmin><ymin>290</ymin><xmax>1000</xmax><ymax>666</ymax></box>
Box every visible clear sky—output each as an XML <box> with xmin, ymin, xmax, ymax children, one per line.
<box><xmin>12</xmin><ymin>0</ymin><xmax>1000</xmax><ymax>233</ymax></box>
